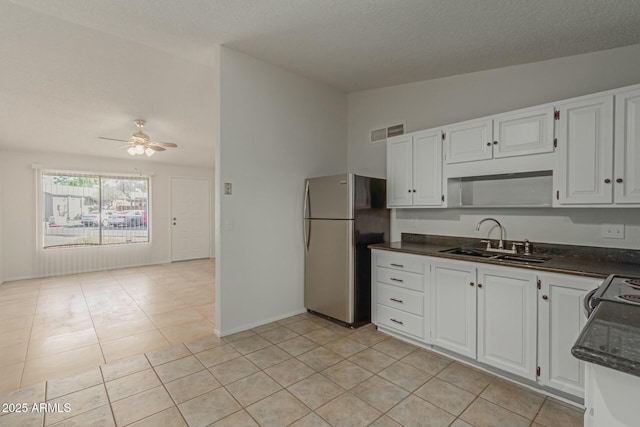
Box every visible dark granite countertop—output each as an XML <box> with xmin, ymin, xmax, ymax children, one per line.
<box><xmin>369</xmin><ymin>234</ymin><xmax>640</xmax><ymax>278</ymax></box>
<box><xmin>572</xmin><ymin>301</ymin><xmax>640</xmax><ymax>377</ymax></box>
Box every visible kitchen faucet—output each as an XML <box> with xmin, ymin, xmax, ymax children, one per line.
<box><xmin>476</xmin><ymin>218</ymin><xmax>505</xmax><ymax>249</ymax></box>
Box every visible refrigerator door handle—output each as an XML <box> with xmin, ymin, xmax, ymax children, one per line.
<box><xmin>304</xmin><ymin>180</ymin><xmax>310</xmax><ymax>252</ymax></box>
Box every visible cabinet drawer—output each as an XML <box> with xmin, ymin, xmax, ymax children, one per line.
<box><xmin>376</xmin><ymin>304</ymin><xmax>423</xmax><ymax>338</ymax></box>
<box><xmin>377</xmin><ymin>283</ymin><xmax>423</xmax><ymax>316</ymax></box>
<box><xmin>376</xmin><ymin>254</ymin><xmax>424</xmax><ymax>274</ymax></box>
<box><xmin>376</xmin><ymin>267</ymin><xmax>424</xmax><ymax>292</ymax></box>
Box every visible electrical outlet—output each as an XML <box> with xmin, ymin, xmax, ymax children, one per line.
<box><xmin>224</xmin><ymin>182</ymin><xmax>232</xmax><ymax>195</ymax></box>
<box><xmin>602</xmin><ymin>224</ymin><xmax>625</xmax><ymax>239</ymax></box>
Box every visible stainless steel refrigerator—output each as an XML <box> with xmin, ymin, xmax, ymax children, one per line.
<box><xmin>304</xmin><ymin>174</ymin><xmax>390</xmax><ymax>326</ymax></box>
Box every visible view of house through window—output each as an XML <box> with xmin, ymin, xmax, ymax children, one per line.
<box><xmin>42</xmin><ymin>172</ymin><xmax>150</xmax><ymax>248</ymax></box>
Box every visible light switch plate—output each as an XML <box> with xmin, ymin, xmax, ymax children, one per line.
<box><xmin>224</xmin><ymin>182</ymin><xmax>232</xmax><ymax>195</ymax></box>
<box><xmin>602</xmin><ymin>224</ymin><xmax>624</xmax><ymax>239</ymax></box>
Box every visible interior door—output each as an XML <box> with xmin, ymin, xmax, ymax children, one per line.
<box><xmin>171</xmin><ymin>177</ymin><xmax>211</xmax><ymax>261</ymax></box>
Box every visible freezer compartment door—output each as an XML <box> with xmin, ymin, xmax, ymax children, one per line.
<box><xmin>304</xmin><ymin>219</ymin><xmax>354</xmax><ymax>323</ymax></box>
<box><xmin>305</xmin><ymin>174</ymin><xmax>353</xmax><ymax>219</ymax></box>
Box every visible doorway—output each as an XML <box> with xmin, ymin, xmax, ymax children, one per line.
<box><xmin>171</xmin><ymin>177</ymin><xmax>211</xmax><ymax>261</ymax></box>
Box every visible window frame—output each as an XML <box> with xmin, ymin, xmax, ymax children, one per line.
<box><xmin>38</xmin><ymin>169</ymin><xmax>152</xmax><ymax>249</ymax></box>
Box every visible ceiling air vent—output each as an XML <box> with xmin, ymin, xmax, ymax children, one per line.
<box><xmin>370</xmin><ymin>123</ymin><xmax>404</xmax><ymax>144</ymax></box>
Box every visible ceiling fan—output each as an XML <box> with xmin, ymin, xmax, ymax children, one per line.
<box><xmin>99</xmin><ymin>119</ymin><xmax>178</xmax><ymax>157</ymax></box>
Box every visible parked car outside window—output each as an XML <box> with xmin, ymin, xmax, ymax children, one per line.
<box><xmin>107</xmin><ymin>210</ymin><xmax>145</xmax><ymax>227</ymax></box>
<box><xmin>81</xmin><ymin>210</ymin><xmax>115</xmax><ymax>227</ymax></box>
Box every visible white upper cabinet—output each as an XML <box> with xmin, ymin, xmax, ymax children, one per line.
<box><xmin>493</xmin><ymin>107</ymin><xmax>554</xmax><ymax>158</ymax></box>
<box><xmin>555</xmin><ymin>95</ymin><xmax>615</xmax><ymax>204</ymax></box>
<box><xmin>614</xmin><ymin>87</ymin><xmax>640</xmax><ymax>204</ymax></box>
<box><xmin>444</xmin><ymin>107</ymin><xmax>554</xmax><ymax>165</ymax></box>
<box><xmin>443</xmin><ymin>118</ymin><xmax>493</xmax><ymax>164</ymax></box>
<box><xmin>387</xmin><ymin>135</ymin><xmax>413</xmax><ymax>206</ymax></box>
<box><xmin>477</xmin><ymin>267</ymin><xmax>538</xmax><ymax>380</ymax></box>
<box><xmin>387</xmin><ymin>129</ymin><xmax>443</xmax><ymax>207</ymax></box>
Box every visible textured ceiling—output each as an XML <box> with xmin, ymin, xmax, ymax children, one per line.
<box><xmin>1</xmin><ymin>0</ymin><xmax>640</xmax><ymax>167</ymax></box>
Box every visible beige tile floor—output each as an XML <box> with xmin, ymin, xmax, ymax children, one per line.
<box><xmin>0</xmin><ymin>260</ymin><xmax>583</xmax><ymax>426</ymax></box>
<box><xmin>0</xmin><ymin>317</ymin><xmax>583</xmax><ymax>426</ymax></box>
<box><xmin>0</xmin><ymin>259</ymin><xmax>215</xmax><ymax>394</ymax></box>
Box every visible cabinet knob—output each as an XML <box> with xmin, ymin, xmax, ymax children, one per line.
<box><xmin>493</xmin><ymin>141</ymin><xmax>498</xmax><ymax>145</ymax></box>
<box><xmin>412</xmin><ymin>189</ymin><xmax>416</xmax><ymax>193</ymax></box>
<box><xmin>408</xmin><ymin>189</ymin><xmax>411</xmax><ymax>193</ymax></box>
<box><xmin>604</xmin><ymin>179</ymin><xmax>611</xmax><ymax>184</ymax></box>
<box><xmin>486</xmin><ymin>142</ymin><xmax>491</xmax><ymax>146</ymax></box>
<box><xmin>477</xmin><ymin>283</ymin><xmax>483</xmax><ymax>288</ymax></box>
<box><xmin>616</xmin><ymin>178</ymin><xmax>623</xmax><ymax>183</ymax></box>
<box><xmin>542</xmin><ymin>295</ymin><xmax>549</xmax><ymax>300</ymax></box>
<box><xmin>469</xmin><ymin>282</ymin><xmax>475</xmax><ymax>287</ymax></box>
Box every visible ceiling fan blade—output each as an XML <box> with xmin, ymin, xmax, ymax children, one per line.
<box><xmin>151</xmin><ymin>141</ymin><xmax>178</xmax><ymax>148</ymax></box>
<box><xmin>148</xmin><ymin>145</ymin><xmax>166</xmax><ymax>151</ymax></box>
<box><xmin>99</xmin><ymin>137</ymin><xmax>130</xmax><ymax>143</ymax></box>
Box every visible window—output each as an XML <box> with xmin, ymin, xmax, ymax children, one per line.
<box><xmin>42</xmin><ymin>172</ymin><xmax>150</xmax><ymax>248</ymax></box>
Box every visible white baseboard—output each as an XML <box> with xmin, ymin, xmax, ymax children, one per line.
<box><xmin>218</xmin><ymin>308</ymin><xmax>307</xmax><ymax>337</ymax></box>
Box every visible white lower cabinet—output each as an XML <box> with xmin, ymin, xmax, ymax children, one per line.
<box><xmin>537</xmin><ymin>273</ymin><xmax>601</xmax><ymax>398</ymax></box>
<box><xmin>477</xmin><ymin>267</ymin><xmax>538</xmax><ymax>380</ymax></box>
<box><xmin>431</xmin><ymin>260</ymin><xmax>477</xmax><ymax>359</ymax></box>
<box><xmin>371</xmin><ymin>250</ymin><xmax>428</xmax><ymax>341</ymax></box>
<box><xmin>372</xmin><ymin>249</ymin><xmax>603</xmax><ymax>399</ymax></box>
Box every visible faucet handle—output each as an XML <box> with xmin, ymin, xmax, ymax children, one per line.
<box><xmin>524</xmin><ymin>239</ymin><xmax>531</xmax><ymax>255</ymax></box>
<box><xmin>480</xmin><ymin>240</ymin><xmax>492</xmax><ymax>250</ymax></box>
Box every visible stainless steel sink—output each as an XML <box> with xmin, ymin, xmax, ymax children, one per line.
<box><xmin>440</xmin><ymin>248</ymin><xmax>549</xmax><ymax>264</ymax></box>
<box><xmin>496</xmin><ymin>254</ymin><xmax>549</xmax><ymax>264</ymax></box>
<box><xmin>440</xmin><ymin>248</ymin><xmax>497</xmax><ymax>258</ymax></box>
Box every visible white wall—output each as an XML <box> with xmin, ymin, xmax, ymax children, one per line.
<box><xmin>0</xmin><ymin>150</ymin><xmax>215</xmax><ymax>281</ymax></box>
<box><xmin>348</xmin><ymin>44</ymin><xmax>640</xmax><ymax>249</ymax></box>
<box><xmin>0</xmin><ymin>160</ymin><xmax>3</xmax><ymax>285</ymax></box>
<box><xmin>216</xmin><ymin>47</ymin><xmax>347</xmax><ymax>335</ymax></box>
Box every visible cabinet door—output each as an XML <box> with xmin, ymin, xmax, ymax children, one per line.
<box><xmin>493</xmin><ymin>107</ymin><xmax>554</xmax><ymax>158</ymax></box>
<box><xmin>443</xmin><ymin>118</ymin><xmax>493</xmax><ymax>164</ymax></box>
<box><xmin>413</xmin><ymin>130</ymin><xmax>443</xmax><ymax>206</ymax></box>
<box><xmin>538</xmin><ymin>274</ymin><xmax>600</xmax><ymax>398</ymax></box>
<box><xmin>431</xmin><ymin>261</ymin><xmax>476</xmax><ymax>358</ymax></box>
<box><xmin>556</xmin><ymin>95</ymin><xmax>614</xmax><ymax>204</ymax></box>
<box><xmin>614</xmin><ymin>88</ymin><xmax>640</xmax><ymax>204</ymax></box>
<box><xmin>387</xmin><ymin>135</ymin><xmax>413</xmax><ymax>206</ymax></box>
<box><xmin>477</xmin><ymin>267</ymin><xmax>537</xmax><ymax>380</ymax></box>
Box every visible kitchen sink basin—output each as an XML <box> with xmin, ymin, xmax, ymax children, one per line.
<box><xmin>496</xmin><ymin>254</ymin><xmax>549</xmax><ymax>264</ymax></box>
<box><xmin>440</xmin><ymin>248</ymin><xmax>549</xmax><ymax>264</ymax></box>
<box><xmin>440</xmin><ymin>248</ymin><xmax>497</xmax><ymax>258</ymax></box>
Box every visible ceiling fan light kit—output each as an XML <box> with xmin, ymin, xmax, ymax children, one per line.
<box><xmin>99</xmin><ymin>119</ymin><xmax>177</xmax><ymax>158</ymax></box>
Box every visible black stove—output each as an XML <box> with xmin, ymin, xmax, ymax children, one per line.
<box><xmin>586</xmin><ymin>274</ymin><xmax>640</xmax><ymax>316</ymax></box>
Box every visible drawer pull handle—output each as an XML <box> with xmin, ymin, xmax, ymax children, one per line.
<box><xmin>390</xmin><ymin>318</ymin><xmax>404</xmax><ymax>325</ymax></box>
<box><xmin>390</xmin><ymin>263</ymin><xmax>404</xmax><ymax>268</ymax></box>
<box><xmin>390</xmin><ymin>298</ymin><xmax>404</xmax><ymax>304</ymax></box>
<box><xmin>390</xmin><ymin>278</ymin><xmax>403</xmax><ymax>283</ymax></box>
